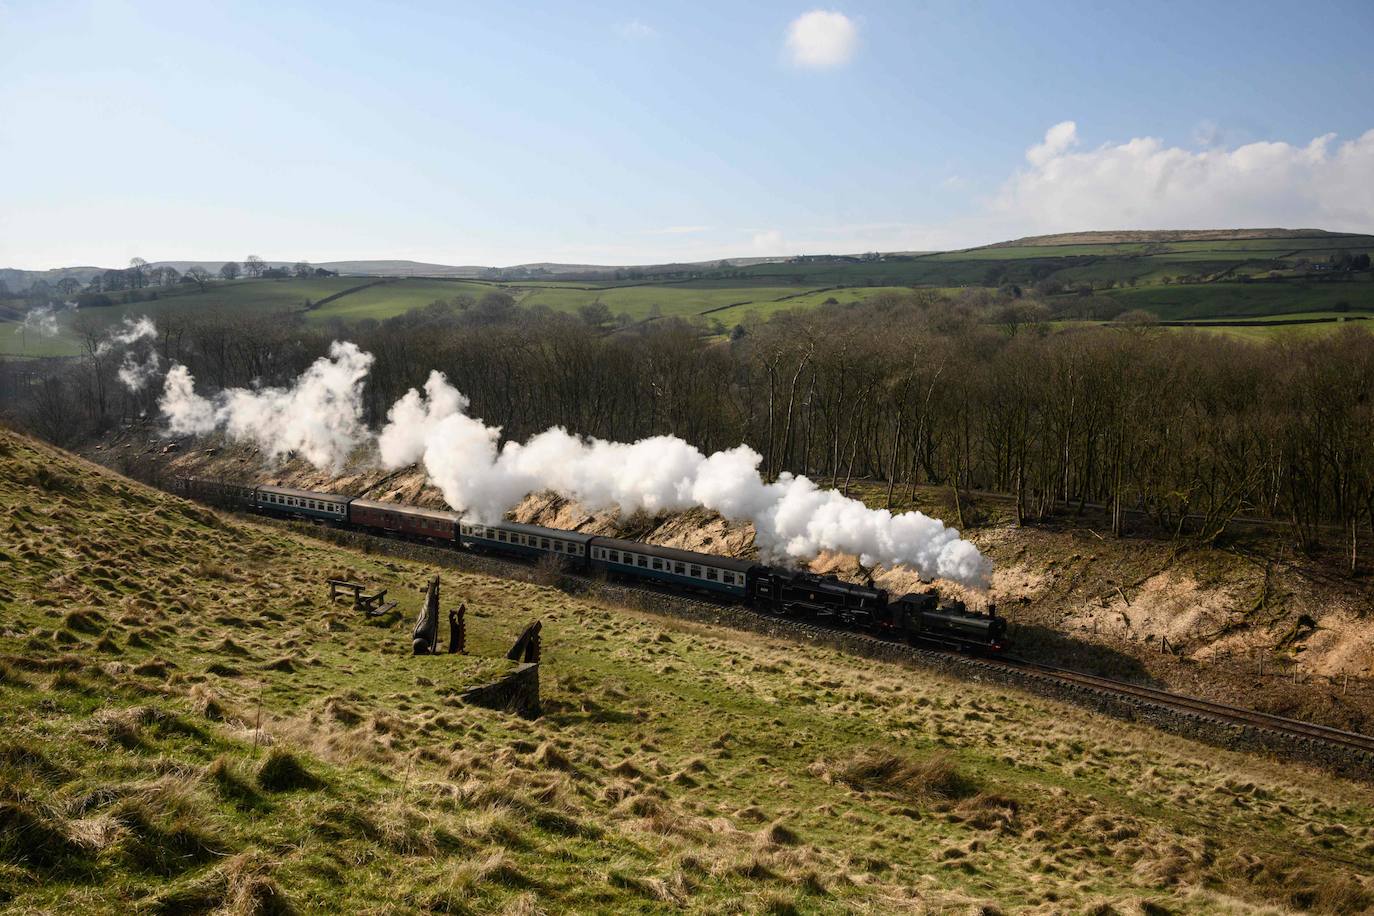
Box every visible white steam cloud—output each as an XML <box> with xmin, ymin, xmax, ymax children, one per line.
<box><xmin>377</xmin><ymin>370</ymin><xmax>991</xmax><ymax>588</ymax></box>
<box><xmin>118</xmin><ymin>351</ymin><xmax>163</xmax><ymax>391</ymax></box>
<box><xmin>158</xmin><ymin>348</ymin><xmax>992</xmax><ymax>586</ymax></box>
<box><xmin>16</xmin><ymin>302</ymin><xmax>72</xmax><ymax>337</ymax></box>
<box><xmin>157</xmin><ymin>341</ymin><xmax>375</xmax><ymax>471</ymax></box>
<box><xmin>91</xmin><ymin>315</ymin><xmax>165</xmax><ymax>393</ymax></box>
<box><xmin>96</xmin><ymin>315</ymin><xmax>157</xmax><ymax>355</ymax></box>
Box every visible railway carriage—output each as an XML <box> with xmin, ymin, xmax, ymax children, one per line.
<box><xmin>254</xmin><ymin>484</ymin><xmax>350</xmax><ymax>523</ymax></box>
<box><xmin>170</xmin><ymin>477</ymin><xmax>257</xmax><ymax>507</ymax></box>
<box><xmin>587</xmin><ymin>536</ymin><xmax>758</xmax><ymax>599</ymax></box>
<box><xmin>460</xmin><ymin>519</ymin><xmax>593</xmax><ymax>564</ymax></box>
<box><xmin>350</xmin><ymin>497</ymin><xmax>460</xmax><ymax>542</ymax></box>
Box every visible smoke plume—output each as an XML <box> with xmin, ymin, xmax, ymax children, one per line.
<box><xmin>16</xmin><ymin>303</ymin><xmax>70</xmax><ymax>337</ymax></box>
<box><xmin>118</xmin><ymin>351</ymin><xmax>163</xmax><ymax>391</ymax></box>
<box><xmin>378</xmin><ymin>370</ymin><xmax>992</xmax><ymax>588</ymax></box>
<box><xmin>96</xmin><ymin>315</ymin><xmax>157</xmax><ymax>354</ymax></box>
<box><xmin>157</xmin><ymin>341</ymin><xmax>374</xmax><ymax>470</ymax></box>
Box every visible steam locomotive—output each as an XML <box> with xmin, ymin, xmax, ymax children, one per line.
<box><xmin>172</xmin><ymin>478</ymin><xmax>1006</xmax><ymax>653</ymax></box>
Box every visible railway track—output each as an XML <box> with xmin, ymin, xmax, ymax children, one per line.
<box><xmin>172</xmin><ymin>494</ymin><xmax>1374</xmax><ymax>780</ymax></box>
<box><xmin>993</xmin><ymin>655</ymin><xmax>1374</xmax><ymax>756</ymax></box>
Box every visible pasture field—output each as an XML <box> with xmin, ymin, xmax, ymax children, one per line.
<box><xmin>1094</xmin><ymin>277</ymin><xmax>1374</xmax><ymax>320</ymax></box>
<box><xmin>704</xmin><ymin>285</ymin><xmax>917</xmax><ymax>327</ymax></box>
<box><xmin>5</xmin><ymin>427</ymin><xmax>1374</xmax><ymax>912</ymax></box>
<box><xmin>305</xmin><ymin>278</ymin><xmax>500</xmax><ymax>324</ymax></box>
<box><xmin>1047</xmin><ymin>310</ymin><xmax>1374</xmax><ymax>343</ymax></box>
<box><xmin>515</xmin><ymin>281</ymin><xmax>816</xmax><ymax>321</ymax></box>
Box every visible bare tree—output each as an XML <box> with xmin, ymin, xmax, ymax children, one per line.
<box><xmin>185</xmin><ymin>266</ymin><xmax>212</xmax><ymax>292</ymax></box>
<box><xmin>128</xmin><ymin>257</ymin><xmax>149</xmax><ymax>289</ymax></box>
<box><xmin>219</xmin><ymin>261</ymin><xmax>241</xmax><ymax>281</ymax></box>
<box><xmin>243</xmin><ymin>255</ymin><xmax>266</xmax><ymax>278</ymax></box>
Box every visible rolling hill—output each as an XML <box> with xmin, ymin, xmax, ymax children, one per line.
<box><xmin>3</xmin><ymin>228</ymin><xmax>1372</xmax><ymax>357</ymax></box>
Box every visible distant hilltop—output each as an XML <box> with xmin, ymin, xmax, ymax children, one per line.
<box><xmin>3</xmin><ymin>227</ymin><xmax>1370</xmax><ymax>292</ymax></box>
<box><xmin>982</xmin><ymin>228</ymin><xmax>1360</xmax><ymax>248</ymax></box>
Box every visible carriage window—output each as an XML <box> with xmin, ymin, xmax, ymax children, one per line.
<box><xmin>690</xmin><ymin>565</ymin><xmax>701</xmax><ymax>578</ymax></box>
<box><xmin>707</xmin><ymin>568</ymin><xmax>718</xmax><ymax>581</ymax></box>
<box><xmin>653</xmin><ymin>558</ymin><xmax>664</xmax><ymax>570</ymax></box>
<box><xmin>637</xmin><ymin>555</ymin><xmax>648</xmax><ymax>568</ymax></box>
<box><xmin>674</xmin><ymin>562</ymin><xmax>685</xmax><ymax>575</ymax></box>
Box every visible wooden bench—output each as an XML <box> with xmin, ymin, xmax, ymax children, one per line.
<box><xmin>328</xmin><ymin>579</ymin><xmax>397</xmax><ymax>617</ymax></box>
<box><xmin>363</xmin><ymin>596</ymin><xmax>398</xmax><ymax>618</ymax></box>
<box><xmin>328</xmin><ymin>579</ymin><xmax>366</xmax><ymax>603</ymax></box>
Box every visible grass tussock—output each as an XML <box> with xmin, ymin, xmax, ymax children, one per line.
<box><xmin>146</xmin><ymin>851</ymin><xmax>293</xmax><ymax>916</ymax></box>
<box><xmin>813</xmin><ymin>749</ymin><xmax>980</xmax><ymax>804</ymax></box>
<box><xmin>255</xmin><ymin>748</ymin><xmax>322</xmax><ymax>792</ymax></box>
<box><xmin>0</xmin><ymin>798</ymin><xmax>84</xmax><ymax>870</ymax></box>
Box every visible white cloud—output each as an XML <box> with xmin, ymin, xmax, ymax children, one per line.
<box><xmin>615</xmin><ymin>20</ymin><xmax>657</xmax><ymax>40</ymax></box>
<box><xmin>785</xmin><ymin>10</ymin><xmax>857</xmax><ymax>69</ymax></box>
<box><xmin>1025</xmin><ymin>120</ymin><xmax>1078</xmax><ymax>166</ymax></box>
<box><xmin>992</xmin><ymin>123</ymin><xmax>1374</xmax><ymax>235</ymax></box>
<box><xmin>752</xmin><ymin>229</ymin><xmax>785</xmax><ymax>252</ymax></box>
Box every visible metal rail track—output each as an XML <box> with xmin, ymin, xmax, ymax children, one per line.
<box><xmin>992</xmin><ymin>655</ymin><xmax>1374</xmax><ymax>755</ymax></box>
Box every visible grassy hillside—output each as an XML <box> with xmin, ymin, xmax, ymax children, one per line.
<box><xmin>4</xmin><ymin>427</ymin><xmax>1374</xmax><ymax>912</ymax></box>
<box><xmin>1096</xmin><ymin>279</ymin><xmax>1374</xmax><ymax>320</ymax></box>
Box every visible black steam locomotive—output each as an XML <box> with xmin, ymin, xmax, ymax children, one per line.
<box><xmin>172</xmin><ymin>477</ymin><xmax>1006</xmax><ymax>653</ymax></box>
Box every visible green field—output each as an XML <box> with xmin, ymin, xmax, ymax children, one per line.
<box><xmin>1094</xmin><ymin>277</ymin><xmax>1374</xmax><ymax>320</ymax></box>
<box><xmin>305</xmin><ymin>279</ymin><xmax>499</xmax><ymax>324</ymax></box>
<box><xmin>515</xmin><ymin>281</ymin><xmax>815</xmax><ymax>321</ymax></box>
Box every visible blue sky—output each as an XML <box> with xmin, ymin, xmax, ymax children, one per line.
<box><xmin>2</xmin><ymin>0</ymin><xmax>1372</xmax><ymax>269</ymax></box>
